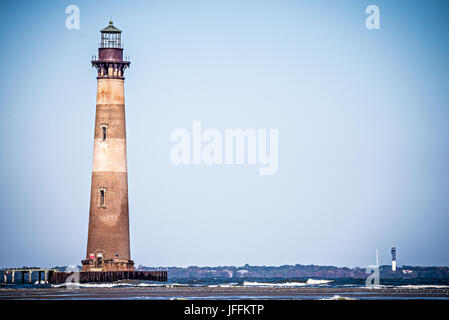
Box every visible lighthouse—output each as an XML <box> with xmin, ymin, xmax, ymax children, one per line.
<box><xmin>81</xmin><ymin>21</ymin><xmax>133</xmax><ymax>272</ymax></box>
<box><xmin>391</xmin><ymin>247</ymin><xmax>397</xmax><ymax>272</ymax></box>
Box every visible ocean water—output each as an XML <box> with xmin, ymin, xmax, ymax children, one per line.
<box><xmin>1</xmin><ymin>276</ymin><xmax>449</xmax><ymax>289</ymax></box>
<box><xmin>1</xmin><ymin>277</ymin><xmax>449</xmax><ymax>300</ymax></box>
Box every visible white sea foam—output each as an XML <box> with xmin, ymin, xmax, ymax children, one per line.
<box><xmin>52</xmin><ymin>282</ymin><xmax>183</xmax><ymax>288</ymax></box>
<box><xmin>320</xmin><ymin>295</ymin><xmax>357</xmax><ymax>300</ymax></box>
<box><xmin>306</xmin><ymin>279</ymin><xmax>333</xmax><ymax>285</ymax></box>
<box><xmin>243</xmin><ymin>281</ymin><xmax>307</xmax><ymax>287</ymax></box>
<box><xmin>365</xmin><ymin>285</ymin><xmax>389</xmax><ymax>289</ymax></box>
<box><xmin>136</xmin><ymin>283</ymin><xmax>166</xmax><ymax>287</ymax></box>
<box><xmin>395</xmin><ymin>285</ymin><xmax>449</xmax><ymax>289</ymax></box>
<box><xmin>135</xmin><ymin>282</ymin><xmax>189</xmax><ymax>287</ymax></box>
<box><xmin>52</xmin><ymin>282</ymin><xmax>130</xmax><ymax>288</ymax></box>
<box><xmin>243</xmin><ymin>280</ymin><xmax>333</xmax><ymax>287</ymax></box>
<box><xmin>166</xmin><ymin>283</ymin><xmax>190</xmax><ymax>287</ymax></box>
<box><xmin>208</xmin><ymin>283</ymin><xmax>238</xmax><ymax>288</ymax></box>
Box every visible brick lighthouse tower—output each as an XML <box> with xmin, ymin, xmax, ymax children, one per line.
<box><xmin>82</xmin><ymin>21</ymin><xmax>133</xmax><ymax>272</ymax></box>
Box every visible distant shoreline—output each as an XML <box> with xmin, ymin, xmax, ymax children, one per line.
<box><xmin>139</xmin><ymin>264</ymin><xmax>449</xmax><ymax>279</ymax></box>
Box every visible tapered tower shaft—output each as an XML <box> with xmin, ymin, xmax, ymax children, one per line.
<box><xmin>82</xmin><ymin>21</ymin><xmax>133</xmax><ymax>272</ymax></box>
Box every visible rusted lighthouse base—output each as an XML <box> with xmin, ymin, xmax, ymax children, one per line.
<box><xmin>81</xmin><ymin>258</ymin><xmax>134</xmax><ymax>272</ymax></box>
<box><xmin>49</xmin><ymin>270</ymin><xmax>167</xmax><ymax>284</ymax></box>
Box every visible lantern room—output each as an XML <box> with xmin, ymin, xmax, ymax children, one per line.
<box><xmin>100</xmin><ymin>20</ymin><xmax>122</xmax><ymax>48</ymax></box>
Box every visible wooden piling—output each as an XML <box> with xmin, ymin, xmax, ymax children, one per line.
<box><xmin>49</xmin><ymin>270</ymin><xmax>168</xmax><ymax>284</ymax></box>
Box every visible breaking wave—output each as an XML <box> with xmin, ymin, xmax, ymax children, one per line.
<box><xmin>306</xmin><ymin>279</ymin><xmax>334</xmax><ymax>285</ymax></box>
<box><xmin>208</xmin><ymin>283</ymin><xmax>239</xmax><ymax>288</ymax></box>
<box><xmin>52</xmin><ymin>282</ymin><xmax>131</xmax><ymax>288</ymax></box>
<box><xmin>242</xmin><ymin>280</ymin><xmax>333</xmax><ymax>287</ymax></box>
<box><xmin>396</xmin><ymin>285</ymin><xmax>449</xmax><ymax>289</ymax></box>
<box><xmin>320</xmin><ymin>295</ymin><xmax>357</xmax><ymax>300</ymax></box>
<box><xmin>243</xmin><ymin>281</ymin><xmax>307</xmax><ymax>287</ymax></box>
<box><xmin>52</xmin><ymin>282</ymin><xmax>172</xmax><ymax>288</ymax></box>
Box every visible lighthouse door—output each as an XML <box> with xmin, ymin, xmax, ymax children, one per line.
<box><xmin>96</xmin><ymin>253</ymin><xmax>103</xmax><ymax>268</ymax></box>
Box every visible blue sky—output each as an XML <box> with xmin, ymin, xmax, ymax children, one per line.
<box><xmin>0</xmin><ymin>0</ymin><xmax>448</xmax><ymax>268</ymax></box>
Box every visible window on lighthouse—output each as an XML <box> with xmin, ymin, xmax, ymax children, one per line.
<box><xmin>100</xmin><ymin>125</ymin><xmax>108</xmax><ymax>141</ymax></box>
<box><xmin>99</xmin><ymin>189</ymin><xmax>106</xmax><ymax>207</ymax></box>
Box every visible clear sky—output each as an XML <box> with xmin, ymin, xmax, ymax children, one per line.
<box><xmin>0</xmin><ymin>0</ymin><xmax>448</xmax><ymax>268</ymax></box>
